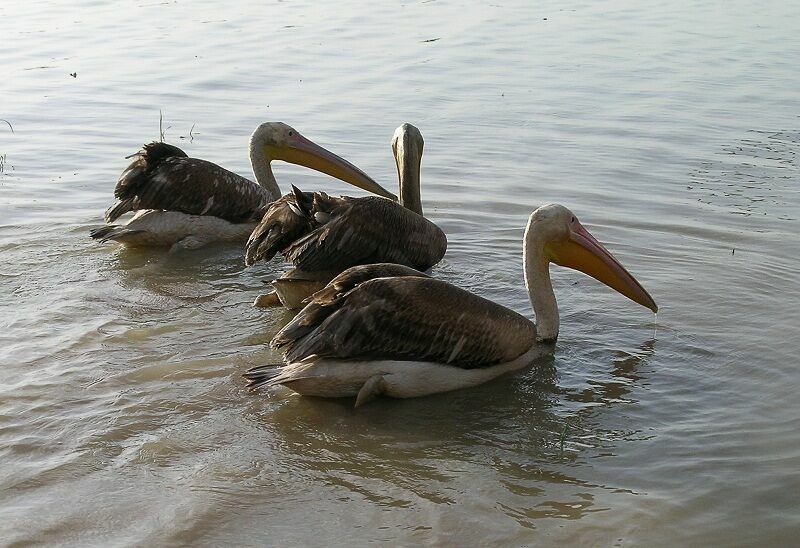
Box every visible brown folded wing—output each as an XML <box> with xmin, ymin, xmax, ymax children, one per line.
<box><xmin>273</xmin><ymin>269</ymin><xmax>536</xmax><ymax>369</ymax></box>
<box><xmin>105</xmin><ymin>142</ymin><xmax>273</xmax><ymax>223</ymax></box>
<box><xmin>282</xmin><ymin>195</ymin><xmax>447</xmax><ymax>272</ymax></box>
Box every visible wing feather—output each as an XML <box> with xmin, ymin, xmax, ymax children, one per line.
<box><xmin>105</xmin><ymin>142</ymin><xmax>273</xmax><ymax>223</ymax></box>
<box><xmin>244</xmin><ymin>189</ymin><xmax>317</xmax><ymax>265</ymax></box>
<box><xmin>272</xmin><ymin>263</ymin><xmax>429</xmax><ymax>344</ymax></box>
<box><xmin>273</xmin><ymin>270</ymin><xmax>536</xmax><ymax>369</ymax></box>
<box><xmin>283</xmin><ymin>196</ymin><xmax>447</xmax><ymax>272</ymax></box>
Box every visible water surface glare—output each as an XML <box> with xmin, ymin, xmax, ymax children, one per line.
<box><xmin>1</xmin><ymin>0</ymin><xmax>799</xmax><ymax>545</ymax></box>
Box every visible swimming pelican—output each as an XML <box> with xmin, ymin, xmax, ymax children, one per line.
<box><xmin>89</xmin><ymin>122</ymin><xmax>396</xmax><ymax>251</ymax></box>
<box><xmin>243</xmin><ymin>204</ymin><xmax>657</xmax><ymax>406</ymax></box>
<box><xmin>245</xmin><ymin>123</ymin><xmax>446</xmax><ymax>308</ymax></box>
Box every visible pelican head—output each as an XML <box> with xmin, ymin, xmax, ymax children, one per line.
<box><xmin>251</xmin><ymin>122</ymin><xmax>397</xmax><ymax>200</ymax></box>
<box><xmin>391</xmin><ymin>123</ymin><xmax>424</xmax><ymax>160</ymax></box>
<box><xmin>391</xmin><ymin>123</ymin><xmax>424</xmax><ymax>215</ymax></box>
<box><xmin>527</xmin><ymin>204</ymin><xmax>657</xmax><ymax>312</ymax></box>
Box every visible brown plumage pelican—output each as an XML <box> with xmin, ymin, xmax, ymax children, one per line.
<box><xmin>245</xmin><ymin>123</ymin><xmax>446</xmax><ymax>308</ymax></box>
<box><xmin>243</xmin><ymin>204</ymin><xmax>657</xmax><ymax>406</ymax></box>
<box><xmin>89</xmin><ymin>122</ymin><xmax>396</xmax><ymax>251</ymax></box>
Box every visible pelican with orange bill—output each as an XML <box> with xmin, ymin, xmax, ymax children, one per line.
<box><xmin>245</xmin><ymin>123</ymin><xmax>446</xmax><ymax>309</ymax></box>
<box><xmin>243</xmin><ymin>203</ymin><xmax>657</xmax><ymax>406</ymax></box>
<box><xmin>90</xmin><ymin>122</ymin><xmax>395</xmax><ymax>251</ymax></box>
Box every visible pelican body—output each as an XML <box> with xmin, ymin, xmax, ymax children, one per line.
<box><xmin>243</xmin><ymin>205</ymin><xmax>657</xmax><ymax>406</ymax></box>
<box><xmin>245</xmin><ymin>123</ymin><xmax>446</xmax><ymax>308</ymax></box>
<box><xmin>90</xmin><ymin>122</ymin><xmax>395</xmax><ymax>251</ymax></box>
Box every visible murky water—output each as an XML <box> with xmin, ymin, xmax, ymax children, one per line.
<box><xmin>2</xmin><ymin>0</ymin><xmax>799</xmax><ymax>545</ymax></box>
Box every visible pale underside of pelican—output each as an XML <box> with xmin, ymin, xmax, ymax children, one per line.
<box><xmin>243</xmin><ymin>204</ymin><xmax>657</xmax><ymax>406</ymax></box>
<box><xmin>245</xmin><ymin>123</ymin><xmax>446</xmax><ymax>309</ymax></box>
<box><xmin>90</xmin><ymin>122</ymin><xmax>395</xmax><ymax>251</ymax></box>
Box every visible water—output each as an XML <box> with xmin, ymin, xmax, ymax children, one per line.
<box><xmin>2</xmin><ymin>0</ymin><xmax>799</xmax><ymax>545</ymax></box>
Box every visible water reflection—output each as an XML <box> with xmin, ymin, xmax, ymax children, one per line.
<box><xmin>565</xmin><ymin>338</ymin><xmax>655</xmax><ymax>405</ymax></box>
<box><xmin>99</xmin><ymin>241</ymin><xmax>290</xmax><ymax>308</ymax></box>
<box><xmin>240</xmin><ymin>344</ymin><xmax>652</xmax><ymax>525</ymax></box>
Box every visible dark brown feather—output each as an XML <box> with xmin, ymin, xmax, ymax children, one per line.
<box><xmin>272</xmin><ymin>263</ymin><xmax>429</xmax><ymax>345</ymax></box>
<box><xmin>244</xmin><ymin>189</ymin><xmax>316</xmax><ymax>265</ymax></box>
<box><xmin>105</xmin><ymin>142</ymin><xmax>273</xmax><ymax>223</ymax></box>
<box><xmin>247</xmin><ymin>194</ymin><xmax>446</xmax><ymax>272</ymax></box>
<box><xmin>244</xmin><ymin>190</ymin><xmax>339</xmax><ymax>265</ymax></box>
<box><xmin>272</xmin><ymin>266</ymin><xmax>537</xmax><ymax>370</ymax></box>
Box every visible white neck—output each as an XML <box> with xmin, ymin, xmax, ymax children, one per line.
<box><xmin>248</xmin><ymin>134</ymin><xmax>281</xmax><ymax>200</ymax></box>
<box><xmin>522</xmin><ymin>220</ymin><xmax>559</xmax><ymax>342</ymax></box>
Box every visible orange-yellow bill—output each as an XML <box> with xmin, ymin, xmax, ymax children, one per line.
<box><xmin>547</xmin><ymin>220</ymin><xmax>657</xmax><ymax>312</ymax></box>
<box><xmin>267</xmin><ymin>133</ymin><xmax>398</xmax><ymax>200</ymax></box>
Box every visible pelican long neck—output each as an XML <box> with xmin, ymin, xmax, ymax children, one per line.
<box><xmin>523</xmin><ymin>221</ymin><xmax>559</xmax><ymax>342</ymax></box>
<box><xmin>394</xmin><ymin>137</ymin><xmax>423</xmax><ymax>216</ymax></box>
<box><xmin>249</xmin><ymin>134</ymin><xmax>281</xmax><ymax>200</ymax></box>
<box><xmin>398</xmin><ymin>157</ymin><xmax>422</xmax><ymax>215</ymax></box>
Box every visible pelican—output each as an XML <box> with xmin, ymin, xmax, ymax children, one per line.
<box><xmin>243</xmin><ymin>204</ymin><xmax>657</xmax><ymax>406</ymax></box>
<box><xmin>244</xmin><ymin>123</ymin><xmax>446</xmax><ymax>308</ymax></box>
<box><xmin>89</xmin><ymin>122</ymin><xmax>396</xmax><ymax>251</ymax></box>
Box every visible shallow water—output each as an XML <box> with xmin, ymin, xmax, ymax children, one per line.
<box><xmin>2</xmin><ymin>0</ymin><xmax>799</xmax><ymax>545</ymax></box>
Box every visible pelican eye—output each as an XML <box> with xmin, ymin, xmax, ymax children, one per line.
<box><xmin>288</xmin><ymin>131</ymin><xmax>294</xmax><ymax>136</ymax></box>
<box><xmin>570</xmin><ymin>216</ymin><xmax>575</xmax><ymax>223</ymax></box>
